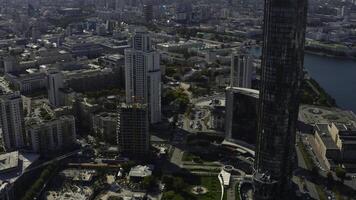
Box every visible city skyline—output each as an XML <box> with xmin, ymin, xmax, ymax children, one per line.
<box><xmin>0</xmin><ymin>0</ymin><xmax>356</xmax><ymax>200</ymax></box>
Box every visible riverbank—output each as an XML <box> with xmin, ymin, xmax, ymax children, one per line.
<box><xmin>305</xmin><ymin>49</ymin><xmax>356</xmax><ymax>60</ymax></box>
<box><xmin>250</xmin><ymin>46</ymin><xmax>356</xmax><ymax>112</ymax></box>
<box><xmin>304</xmin><ymin>54</ymin><xmax>356</xmax><ymax>113</ymax></box>
<box><xmin>301</xmin><ymin>78</ymin><xmax>337</xmax><ymax>108</ymax></box>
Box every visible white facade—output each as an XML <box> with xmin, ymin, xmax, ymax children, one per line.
<box><xmin>47</xmin><ymin>70</ymin><xmax>64</xmax><ymax>107</ymax></box>
<box><xmin>125</xmin><ymin>31</ymin><xmax>161</xmax><ymax>124</ymax></box>
<box><xmin>0</xmin><ymin>92</ymin><xmax>25</xmax><ymax>151</ymax></box>
<box><xmin>231</xmin><ymin>54</ymin><xmax>253</xmax><ymax>88</ymax></box>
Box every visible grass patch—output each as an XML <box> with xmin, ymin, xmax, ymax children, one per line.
<box><xmin>192</xmin><ymin>176</ymin><xmax>221</xmax><ymax>200</ymax></box>
<box><xmin>162</xmin><ymin>175</ymin><xmax>222</xmax><ymax>200</ymax></box>
<box><xmin>301</xmin><ymin>79</ymin><xmax>336</xmax><ymax>107</ymax></box>
<box><xmin>182</xmin><ymin>152</ymin><xmax>204</xmax><ymax>163</ymax></box>
<box><xmin>298</xmin><ymin>141</ymin><xmax>315</xmax><ymax>170</ymax></box>
<box><xmin>316</xmin><ymin>185</ymin><xmax>327</xmax><ymax>200</ymax></box>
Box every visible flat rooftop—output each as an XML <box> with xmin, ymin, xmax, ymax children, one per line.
<box><xmin>299</xmin><ymin>105</ymin><xmax>356</xmax><ymax>126</ymax></box>
<box><xmin>315</xmin><ymin>124</ymin><xmax>339</xmax><ymax>150</ymax></box>
<box><xmin>0</xmin><ymin>152</ymin><xmax>39</xmax><ymax>184</ymax></box>
<box><xmin>129</xmin><ymin>165</ymin><xmax>154</xmax><ymax>178</ymax></box>
<box><xmin>0</xmin><ymin>151</ymin><xmax>19</xmax><ymax>172</ymax></box>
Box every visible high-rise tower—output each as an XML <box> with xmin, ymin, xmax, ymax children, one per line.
<box><xmin>46</xmin><ymin>69</ymin><xmax>64</xmax><ymax>108</ymax></box>
<box><xmin>143</xmin><ymin>1</ymin><xmax>154</xmax><ymax>23</ymax></box>
<box><xmin>117</xmin><ymin>103</ymin><xmax>149</xmax><ymax>158</ymax></box>
<box><xmin>231</xmin><ymin>53</ymin><xmax>253</xmax><ymax>88</ymax></box>
<box><xmin>125</xmin><ymin>30</ymin><xmax>161</xmax><ymax>124</ymax></box>
<box><xmin>0</xmin><ymin>92</ymin><xmax>26</xmax><ymax>151</ymax></box>
<box><xmin>253</xmin><ymin>0</ymin><xmax>308</xmax><ymax>199</ymax></box>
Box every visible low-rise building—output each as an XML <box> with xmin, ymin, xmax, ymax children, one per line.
<box><xmin>62</xmin><ymin>41</ymin><xmax>103</xmax><ymax>58</ymax></box>
<box><xmin>314</xmin><ymin>123</ymin><xmax>356</xmax><ymax>170</ymax></box>
<box><xmin>60</xmin><ymin>169</ymin><xmax>96</xmax><ymax>184</ymax></box>
<box><xmin>98</xmin><ymin>54</ymin><xmax>125</xmax><ymax>87</ymax></box>
<box><xmin>129</xmin><ymin>165</ymin><xmax>154</xmax><ymax>182</ymax></box>
<box><xmin>0</xmin><ymin>151</ymin><xmax>39</xmax><ymax>200</ymax></box>
<box><xmin>64</xmin><ymin>68</ymin><xmax>118</xmax><ymax>92</ymax></box>
<box><xmin>5</xmin><ymin>72</ymin><xmax>46</xmax><ymax>94</ymax></box>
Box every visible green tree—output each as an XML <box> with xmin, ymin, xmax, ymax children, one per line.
<box><xmin>142</xmin><ymin>176</ymin><xmax>157</xmax><ymax>190</ymax></box>
<box><xmin>121</xmin><ymin>161</ymin><xmax>136</xmax><ymax>173</ymax></box>
<box><xmin>335</xmin><ymin>166</ymin><xmax>346</xmax><ymax>182</ymax></box>
<box><xmin>21</xmin><ymin>164</ymin><xmax>57</xmax><ymax>200</ymax></box>
<box><xmin>172</xmin><ymin>194</ymin><xmax>184</xmax><ymax>200</ymax></box>
<box><xmin>162</xmin><ymin>175</ymin><xmax>174</xmax><ymax>190</ymax></box>
<box><xmin>172</xmin><ymin>177</ymin><xmax>186</xmax><ymax>192</ymax></box>
<box><xmin>162</xmin><ymin>191</ymin><xmax>176</xmax><ymax>200</ymax></box>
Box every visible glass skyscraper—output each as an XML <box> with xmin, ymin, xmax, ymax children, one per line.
<box><xmin>253</xmin><ymin>0</ymin><xmax>308</xmax><ymax>199</ymax></box>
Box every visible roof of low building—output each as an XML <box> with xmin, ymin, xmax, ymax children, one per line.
<box><xmin>129</xmin><ymin>165</ymin><xmax>154</xmax><ymax>178</ymax></box>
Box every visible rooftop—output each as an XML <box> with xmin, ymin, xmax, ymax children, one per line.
<box><xmin>315</xmin><ymin>124</ymin><xmax>339</xmax><ymax>150</ymax></box>
<box><xmin>226</xmin><ymin>86</ymin><xmax>260</xmax><ymax>99</ymax></box>
<box><xmin>0</xmin><ymin>151</ymin><xmax>39</xmax><ymax>184</ymax></box>
<box><xmin>0</xmin><ymin>151</ymin><xmax>19</xmax><ymax>173</ymax></box>
<box><xmin>61</xmin><ymin>169</ymin><xmax>96</xmax><ymax>182</ymax></box>
<box><xmin>129</xmin><ymin>165</ymin><xmax>154</xmax><ymax>178</ymax></box>
<box><xmin>299</xmin><ymin>105</ymin><xmax>356</xmax><ymax>126</ymax></box>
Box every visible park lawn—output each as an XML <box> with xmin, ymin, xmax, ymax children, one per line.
<box><xmin>190</xmin><ymin>176</ymin><xmax>222</xmax><ymax>200</ymax></box>
<box><xmin>163</xmin><ymin>174</ymin><xmax>223</xmax><ymax>200</ymax></box>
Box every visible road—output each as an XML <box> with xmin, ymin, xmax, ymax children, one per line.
<box><xmin>226</xmin><ymin>179</ymin><xmax>238</xmax><ymax>200</ymax></box>
<box><xmin>24</xmin><ymin>149</ymin><xmax>81</xmax><ymax>173</ymax></box>
<box><xmin>296</xmin><ymin>144</ymin><xmax>320</xmax><ymax>200</ymax></box>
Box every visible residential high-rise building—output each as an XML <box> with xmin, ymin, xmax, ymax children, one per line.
<box><xmin>117</xmin><ymin>103</ymin><xmax>149</xmax><ymax>158</ymax></box>
<box><xmin>231</xmin><ymin>53</ymin><xmax>253</xmax><ymax>88</ymax></box>
<box><xmin>143</xmin><ymin>2</ymin><xmax>154</xmax><ymax>23</ymax></box>
<box><xmin>26</xmin><ymin>115</ymin><xmax>77</xmax><ymax>156</ymax></box>
<box><xmin>46</xmin><ymin>69</ymin><xmax>64</xmax><ymax>108</ymax></box>
<box><xmin>92</xmin><ymin>112</ymin><xmax>118</xmax><ymax>143</ymax></box>
<box><xmin>253</xmin><ymin>0</ymin><xmax>308</xmax><ymax>199</ymax></box>
<box><xmin>0</xmin><ymin>92</ymin><xmax>26</xmax><ymax>151</ymax></box>
<box><xmin>125</xmin><ymin>30</ymin><xmax>161</xmax><ymax>124</ymax></box>
<box><xmin>176</xmin><ymin>0</ymin><xmax>193</xmax><ymax>24</ymax></box>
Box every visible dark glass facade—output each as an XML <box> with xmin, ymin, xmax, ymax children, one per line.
<box><xmin>254</xmin><ymin>0</ymin><xmax>308</xmax><ymax>199</ymax></box>
<box><xmin>225</xmin><ymin>87</ymin><xmax>259</xmax><ymax>145</ymax></box>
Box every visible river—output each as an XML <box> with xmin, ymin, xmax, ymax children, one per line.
<box><xmin>304</xmin><ymin>53</ymin><xmax>356</xmax><ymax>112</ymax></box>
<box><xmin>250</xmin><ymin>47</ymin><xmax>356</xmax><ymax>113</ymax></box>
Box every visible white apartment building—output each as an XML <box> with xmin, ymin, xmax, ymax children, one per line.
<box><xmin>0</xmin><ymin>92</ymin><xmax>26</xmax><ymax>151</ymax></box>
<box><xmin>231</xmin><ymin>54</ymin><xmax>253</xmax><ymax>88</ymax></box>
<box><xmin>27</xmin><ymin>115</ymin><xmax>76</xmax><ymax>155</ymax></box>
<box><xmin>125</xmin><ymin>30</ymin><xmax>161</xmax><ymax>124</ymax></box>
